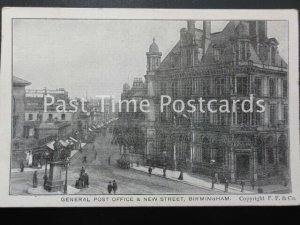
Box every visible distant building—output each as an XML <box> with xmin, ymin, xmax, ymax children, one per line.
<box><xmin>90</xmin><ymin>96</ymin><xmax>116</xmax><ymax>124</ymax></box>
<box><xmin>12</xmin><ymin>76</ymin><xmax>31</xmax><ymax>168</ymax></box>
<box><xmin>116</xmin><ymin>78</ymin><xmax>147</xmax><ymax>155</ymax></box>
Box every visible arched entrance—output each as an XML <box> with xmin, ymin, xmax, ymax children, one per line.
<box><xmin>202</xmin><ymin>137</ymin><xmax>210</xmax><ymax>163</ymax></box>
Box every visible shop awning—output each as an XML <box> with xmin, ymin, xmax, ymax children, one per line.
<box><xmin>46</xmin><ymin>141</ymin><xmax>55</xmax><ymax>150</ymax></box>
<box><xmin>69</xmin><ymin>137</ymin><xmax>78</xmax><ymax>142</ymax></box>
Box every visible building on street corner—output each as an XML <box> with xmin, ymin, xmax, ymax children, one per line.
<box><xmin>120</xmin><ymin>20</ymin><xmax>289</xmax><ymax>184</ymax></box>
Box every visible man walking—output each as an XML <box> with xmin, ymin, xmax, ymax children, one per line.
<box><xmin>107</xmin><ymin>181</ymin><xmax>113</xmax><ymax>194</ymax></box>
<box><xmin>108</xmin><ymin>156</ymin><xmax>111</xmax><ymax>165</ymax></box>
<box><xmin>33</xmin><ymin>171</ymin><xmax>38</xmax><ymax>188</ymax></box>
<box><xmin>112</xmin><ymin>180</ymin><xmax>118</xmax><ymax>194</ymax></box>
<box><xmin>148</xmin><ymin>167</ymin><xmax>152</xmax><ymax>176</ymax></box>
<box><xmin>163</xmin><ymin>167</ymin><xmax>167</xmax><ymax>178</ymax></box>
<box><xmin>20</xmin><ymin>161</ymin><xmax>24</xmax><ymax>172</ymax></box>
<box><xmin>224</xmin><ymin>177</ymin><xmax>229</xmax><ymax>193</ymax></box>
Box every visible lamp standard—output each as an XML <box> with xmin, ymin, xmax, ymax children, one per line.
<box><xmin>64</xmin><ymin>158</ymin><xmax>70</xmax><ymax>194</ymax></box>
<box><xmin>43</xmin><ymin>151</ymin><xmax>49</xmax><ymax>189</ymax></box>
<box><xmin>210</xmin><ymin>159</ymin><xmax>216</xmax><ymax>189</ymax></box>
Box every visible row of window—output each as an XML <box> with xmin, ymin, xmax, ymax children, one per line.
<box><xmin>160</xmin><ymin>77</ymin><xmax>287</xmax><ymax>98</ymax></box>
<box><xmin>27</xmin><ymin>113</ymin><xmax>66</xmax><ymax>121</ymax></box>
<box><xmin>160</xmin><ymin>103</ymin><xmax>288</xmax><ymax>126</ymax></box>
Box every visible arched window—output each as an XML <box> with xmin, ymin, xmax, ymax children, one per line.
<box><xmin>202</xmin><ymin>138</ymin><xmax>210</xmax><ymax>163</ymax></box>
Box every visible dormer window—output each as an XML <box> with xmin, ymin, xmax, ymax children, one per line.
<box><xmin>213</xmin><ymin>48</ymin><xmax>221</xmax><ymax>62</ymax></box>
<box><xmin>240</xmin><ymin>41</ymin><xmax>250</xmax><ymax>61</ymax></box>
<box><xmin>271</xmin><ymin>46</ymin><xmax>276</xmax><ymax>65</ymax></box>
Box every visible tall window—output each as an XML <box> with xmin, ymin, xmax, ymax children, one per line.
<box><xmin>172</xmin><ymin>81</ymin><xmax>178</xmax><ymax>98</ymax></box>
<box><xmin>28</xmin><ymin>114</ymin><xmax>33</xmax><ymax>121</ymax></box>
<box><xmin>237</xmin><ymin>103</ymin><xmax>250</xmax><ymax>125</ymax></box>
<box><xmin>283</xmin><ymin>105</ymin><xmax>288</xmax><ymax>125</ymax></box>
<box><xmin>236</xmin><ymin>77</ymin><xmax>249</xmax><ymax>95</ymax></box>
<box><xmin>283</xmin><ymin>80</ymin><xmax>287</xmax><ymax>97</ymax></box>
<box><xmin>160</xmin><ymin>82</ymin><xmax>167</xmax><ymax>95</ymax></box>
<box><xmin>271</xmin><ymin>47</ymin><xmax>276</xmax><ymax>65</ymax></box>
<box><xmin>187</xmin><ymin>49</ymin><xmax>192</xmax><ymax>66</ymax></box>
<box><xmin>269</xmin><ymin>104</ymin><xmax>276</xmax><ymax>125</ymax></box>
<box><xmin>213</xmin><ymin>48</ymin><xmax>221</xmax><ymax>62</ymax></box>
<box><xmin>255</xmin><ymin>111</ymin><xmax>263</xmax><ymax>126</ymax></box>
<box><xmin>269</xmin><ymin>79</ymin><xmax>276</xmax><ymax>97</ymax></box>
<box><xmin>48</xmin><ymin>114</ymin><xmax>53</xmax><ymax>121</ymax></box>
<box><xmin>215</xmin><ymin>78</ymin><xmax>225</xmax><ymax>96</ymax></box>
<box><xmin>61</xmin><ymin>114</ymin><xmax>66</xmax><ymax>120</ymax></box>
<box><xmin>255</xmin><ymin>78</ymin><xmax>262</xmax><ymax>96</ymax></box>
<box><xmin>202</xmin><ymin>78</ymin><xmax>211</xmax><ymax>96</ymax></box>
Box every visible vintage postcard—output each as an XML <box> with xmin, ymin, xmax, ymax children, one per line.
<box><xmin>0</xmin><ymin>8</ymin><xmax>299</xmax><ymax>207</ymax></box>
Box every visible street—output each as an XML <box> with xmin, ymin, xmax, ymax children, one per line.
<box><xmin>10</xmin><ymin>129</ymin><xmax>216</xmax><ymax>195</ymax></box>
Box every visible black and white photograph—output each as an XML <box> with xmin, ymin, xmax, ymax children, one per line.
<box><xmin>0</xmin><ymin>8</ymin><xmax>299</xmax><ymax>207</ymax></box>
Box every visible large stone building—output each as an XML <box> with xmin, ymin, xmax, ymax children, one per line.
<box><xmin>117</xmin><ymin>78</ymin><xmax>147</xmax><ymax>155</ymax></box>
<box><xmin>143</xmin><ymin>20</ymin><xmax>288</xmax><ymax>183</ymax></box>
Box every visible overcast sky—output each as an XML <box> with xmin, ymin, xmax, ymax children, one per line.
<box><xmin>13</xmin><ymin>20</ymin><xmax>288</xmax><ymax>99</ymax></box>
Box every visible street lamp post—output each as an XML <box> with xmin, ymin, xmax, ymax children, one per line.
<box><xmin>43</xmin><ymin>151</ymin><xmax>49</xmax><ymax>189</ymax></box>
<box><xmin>64</xmin><ymin>158</ymin><xmax>70</xmax><ymax>194</ymax></box>
<box><xmin>211</xmin><ymin>159</ymin><xmax>216</xmax><ymax>190</ymax></box>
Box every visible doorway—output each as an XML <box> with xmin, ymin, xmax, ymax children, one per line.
<box><xmin>236</xmin><ymin>153</ymin><xmax>250</xmax><ymax>180</ymax></box>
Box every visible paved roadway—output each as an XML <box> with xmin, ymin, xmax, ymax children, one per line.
<box><xmin>10</xmin><ymin>129</ymin><xmax>214</xmax><ymax>195</ymax></box>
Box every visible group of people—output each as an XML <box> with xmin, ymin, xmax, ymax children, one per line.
<box><xmin>107</xmin><ymin>180</ymin><xmax>118</xmax><ymax>194</ymax></box>
<box><xmin>75</xmin><ymin>167</ymin><xmax>89</xmax><ymax>189</ymax></box>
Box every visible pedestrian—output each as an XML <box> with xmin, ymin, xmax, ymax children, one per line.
<box><xmin>108</xmin><ymin>156</ymin><xmax>111</xmax><ymax>165</ymax></box>
<box><xmin>94</xmin><ymin>151</ymin><xmax>97</xmax><ymax>160</ymax></box>
<box><xmin>241</xmin><ymin>181</ymin><xmax>245</xmax><ymax>192</ymax></box>
<box><xmin>163</xmin><ymin>167</ymin><xmax>167</xmax><ymax>178</ymax></box>
<box><xmin>178</xmin><ymin>170</ymin><xmax>183</xmax><ymax>180</ymax></box>
<box><xmin>84</xmin><ymin>172</ymin><xmax>89</xmax><ymax>188</ymax></box>
<box><xmin>112</xmin><ymin>180</ymin><xmax>118</xmax><ymax>194</ymax></box>
<box><xmin>107</xmin><ymin>181</ymin><xmax>113</xmax><ymax>194</ymax></box>
<box><xmin>224</xmin><ymin>178</ymin><xmax>229</xmax><ymax>193</ymax></box>
<box><xmin>92</xmin><ymin>144</ymin><xmax>95</xmax><ymax>151</ymax></box>
<box><xmin>82</xmin><ymin>156</ymin><xmax>87</xmax><ymax>164</ymax></box>
<box><xmin>214</xmin><ymin>172</ymin><xmax>219</xmax><ymax>184</ymax></box>
<box><xmin>148</xmin><ymin>167</ymin><xmax>152</xmax><ymax>176</ymax></box>
<box><xmin>33</xmin><ymin>171</ymin><xmax>38</xmax><ymax>188</ymax></box>
<box><xmin>80</xmin><ymin>167</ymin><xmax>85</xmax><ymax>176</ymax></box>
<box><xmin>20</xmin><ymin>160</ymin><xmax>24</xmax><ymax>172</ymax></box>
<box><xmin>43</xmin><ymin>174</ymin><xmax>48</xmax><ymax>189</ymax></box>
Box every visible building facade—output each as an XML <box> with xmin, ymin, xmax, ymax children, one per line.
<box><xmin>144</xmin><ymin>21</ymin><xmax>288</xmax><ymax>183</ymax></box>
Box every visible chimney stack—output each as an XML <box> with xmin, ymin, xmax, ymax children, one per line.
<box><xmin>203</xmin><ymin>20</ymin><xmax>211</xmax><ymax>53</ymax></box>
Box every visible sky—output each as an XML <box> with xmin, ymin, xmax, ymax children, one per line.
<box><xmin>13</xmin><ymin>20</ymin><xmax>288</xmax><ymax>99</ymax></box>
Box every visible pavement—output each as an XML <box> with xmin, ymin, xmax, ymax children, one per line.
<box><xmin>131</xmin><ymin>165</ymin><xmax>252</xmax><ymax>193</ymax></box>
<box><xmin>131</xmin><ymin>165</ymin><xmax>290</xmax><ymax>194</ymax></box>
<box><xmin>28</xmin><ymin>185</ymin><xmax>80</xmax><ymax>195</ymax></box>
